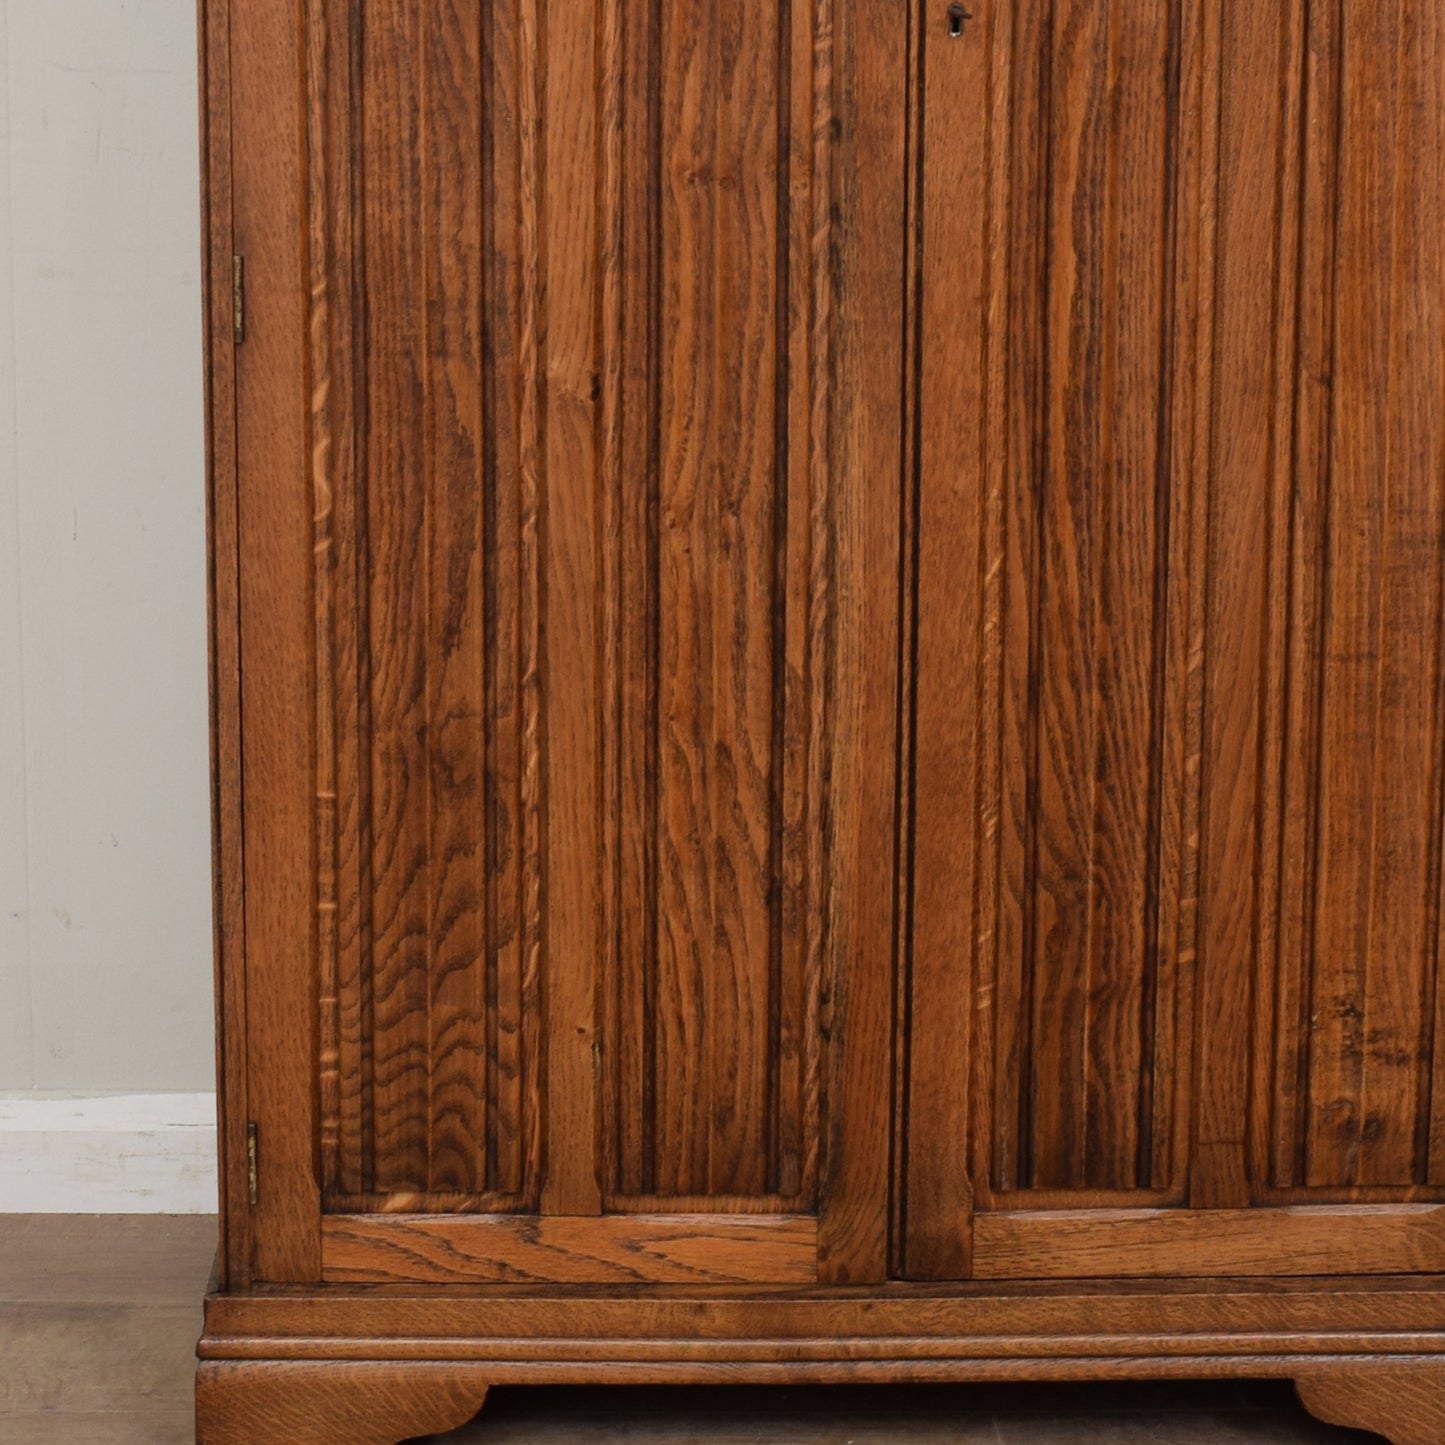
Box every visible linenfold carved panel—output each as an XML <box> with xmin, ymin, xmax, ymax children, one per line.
<box><xmin>305</xmin><ymin>0</ymin><xmax>830</xmax><ymax>1212</ymax></box>
<box><xmin>599</xmin><ymin>0</ymin><xmax>827</xmax><ymax>1208</ymax></box>
<box><xmin>904</xmin><ymin>0</ymin><xmax>1445</xmax><ymax>1246</ymax></box>
<box><xmin>1247</xmin><ymin>0</ymin><xmax>1445</xmax><ymax>1194</ymax></box>
<box><xmin>307</xmin><ymin>0</ymin><xmax>538</xmax><ymax>1208</ymax></box>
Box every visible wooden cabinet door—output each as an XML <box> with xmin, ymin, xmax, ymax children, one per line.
<box><xmin>211</xmin><ymin>0</ymin><xmax>905</xmax><ymax>1287</ymax></box>
<box><xmin>902</xmin><ymin>0</ymin><xmax>1445</xmax><ymax>1278</ymax></box>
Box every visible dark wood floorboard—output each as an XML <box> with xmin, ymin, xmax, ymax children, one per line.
<box><xmin>0</xmin><ymin>1216</ymin><xmax>1385</xmax><ymax>1442</ymax></box>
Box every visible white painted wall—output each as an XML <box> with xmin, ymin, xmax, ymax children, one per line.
<box><xmin>0</xmin><ymin>1</ymin><xmax>214</xmax><ymax>1095</ymax></box>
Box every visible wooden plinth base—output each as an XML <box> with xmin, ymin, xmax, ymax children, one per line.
<box><xmin>197</xmin><ymin>1281</ymin><xmax>1445</xmax><ymax>1444</ymax></box>
<box><xmin>196</xmin><ymin>1362</ymin><xmax>489</xmax><ymax>1444</ymax></box>
<box><xmin>1295</xmin><ymin>1360</ymin><xmax>1445</xmax><ymax>1445</ymax></box>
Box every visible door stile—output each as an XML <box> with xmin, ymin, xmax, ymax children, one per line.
<box><xmin>898</xmin><ymin>0</ymin><xmax>1012</xmax><ymax>1282</ymax></box>
<box><xmin>538</xmin><ymin>0</ymin><xmax>605</xmax><ymax>1218</ymax></box>
<box><xmin>1156</xmin><ymin>0</ymin><xmax>1212</xmax><ymax>1211</ymax></box>
<box><xmin>814</xmin><ymin>0</ymin><xmax>909</xmax><ymax>1287</ymax></box>
<box><xmin>1190</xmin><ymin>0</ymin><xmax>1275</xmax><ymax>1215</ymax></box>
<box><xmin>232</xmin><ymin>0</ymin><xmax>323</xmax><ymax>1282</ymax></box>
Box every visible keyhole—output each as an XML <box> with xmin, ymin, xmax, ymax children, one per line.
<box><xmin>947</xmin><ymin>1</ymin><xmax>973</xmax><ymax>36</ymax></box>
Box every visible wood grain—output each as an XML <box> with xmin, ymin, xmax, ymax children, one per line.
<box><xmin>1190</xmin><ymin>0</ymin><xmax>1299</xmax><ymax>1214</ymax></box>
<box><xmin>905</xmin><ymin>0</ymin><xmax>1445</xmax><ymax>1282</ymax></box>
<box><xmin>994</xmin><ymin>0</ymin><xmax>1183</xmax><ymax>1198</ymax></box>
<box><xmin>899</xmin><ymin>0</ymin><xmax>1000</xmax><ymax>1282</ymax></box>
<box><xmin>1025</xmin><ymin>0</ymin><xmax>1173</xmax><ymax>1198</ymax></box>
<box><xmin>297</xmin><ymin>0</ymin><xmax>880</xmax><ymax>1224</ymax></box>
<box><xmin>230</xmin><ymin>0</ymin><xmax>321</xmax><ymax>1282</ymax></box>
<box><xmin>217</xmin><ymin>0</ymin><xmax>906</xmax><ymax>1289</ymax></box>
<box><xmin>417</xmin><ymin>0</ymin><xmax>497</xmax><ymax>1200</ymax></box>
<box><xmin>604</xmin><ymin>0</ymin><xmax>834</xmax><ymax>1208</ymax></box>
<box><xmin>203</xmin><ymin>1276</ymin><xmax>1445</xmax><ymax>1350</ymax></box>
<box><xmin>1254</xmin><ymin>0</ymin><xmax>1331</xmax><ymax>1203</ymax></box>
<box><xmin>1295</xmin><ymin>1359</ymin><xmax>1445</xmax><ymax>1445</ymax></box>
<box><xmin>1204</xmin><ymin>0</ymin><xmax>1445</xmax><ymax>1203</ymax></box>
<box><xmin>973</xmin><ymin>1204</ymin><xmax>1445</xmax><ymax>1279</ymax></box>
<box><xmin>537</xmin><ymin>0</ymin><xmax>603</xmax><ymax>1220</ymax></box>
<box><xmin>307</xmin><ymin>0</ymin><xmax>536</xmax><ymax>1211</ymax></box>
<box><xmin>815</xmin><ymin>0</ymin><xmax>906</xmax><ymax>1287</ymax></box>
<box><xmin>193</xmin><ymin>1351</ymin><xmax>1445</xmax><ymax>1444</ymax></box>
<box><xmin>909</xmin><ymin>0</ymin><xmax>1202</xmax><ymax>1239</ymax></box>
<box><xmin>321</xmin><ymin>1213</ymin><xmax>819</xmax><ymax>1285</ymax></box>
<box><xmin>648</xmin><ymin>0</ymin><xmax>786</xmax><ymax>1200</ymax></box>
<box><xmin>208</xmin><ymin>0</ymin><xmax>1445</xmax><ymax>1423</ymax></box>
<box><xmin>1300</xmin><ymin>0</ymin><xmax>1445</xmax><ymax>1192</ymax></box>
<box><xmin>196</xmin><ymin>1362</ymin><xmax>489</xmax><ymax>1445</ymax></box>
<box><xmin>198</xmin><ymin>0</ymin><xmax>250</xmax><ymax>1290</ymax></box>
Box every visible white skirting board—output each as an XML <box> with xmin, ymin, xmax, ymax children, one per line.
<box><xmin>0</xmin><ymin>1092</ymin><xmax>217</xmax><ymax>1213</ymax></box>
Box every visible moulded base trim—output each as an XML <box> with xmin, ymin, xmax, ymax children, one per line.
<box><xmin>198</xmin><ymin>1279</ymin><xmax>1445</xmax><ymax>1445</ymax></box>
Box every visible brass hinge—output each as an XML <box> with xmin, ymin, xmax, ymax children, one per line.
<box><xmin>232</xmin><ymin>255</ymin><xmax>245</xmax><ymax>344</ymax></box>
<box><xmin>246</xmin><ymin>1121</ymin><xmax>259</xmax><ymax>1206</ymax></box>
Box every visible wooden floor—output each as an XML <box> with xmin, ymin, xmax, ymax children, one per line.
<box><xmin>0</xmin><ymin>1216</ymin><xmax>1385</xmax><ymax>1443</ymax></box>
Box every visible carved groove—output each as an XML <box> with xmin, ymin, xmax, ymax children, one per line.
<box><xmin>309</xmin><ymin>0</ymin><xmax>538</xmax><ymax>1210</ymax></box>
<box><xmin>603</xmin><ymin>0</ymin><xmax>829</xmax><ymax>1206</ymax></box>
<box><xmin>306</xmin><ymin>0</ymin><xmax>831</xmax><ymax>1216</ymax></box>
<box><xmin>1254</xmin><ymin>0</ymin><xmax>1445</xmax><ymax>1199</ymax></box>
<box><xmin>990</xmin><ymin>0</ymin><xmax>1194</xmax><ymax>1199</ymax></box>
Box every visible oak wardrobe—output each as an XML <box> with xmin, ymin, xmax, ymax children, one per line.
<box><xmin>195</xmin><ymin>0</ymin><xmax>1445</xmax><ymax>1439</ymax></box>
